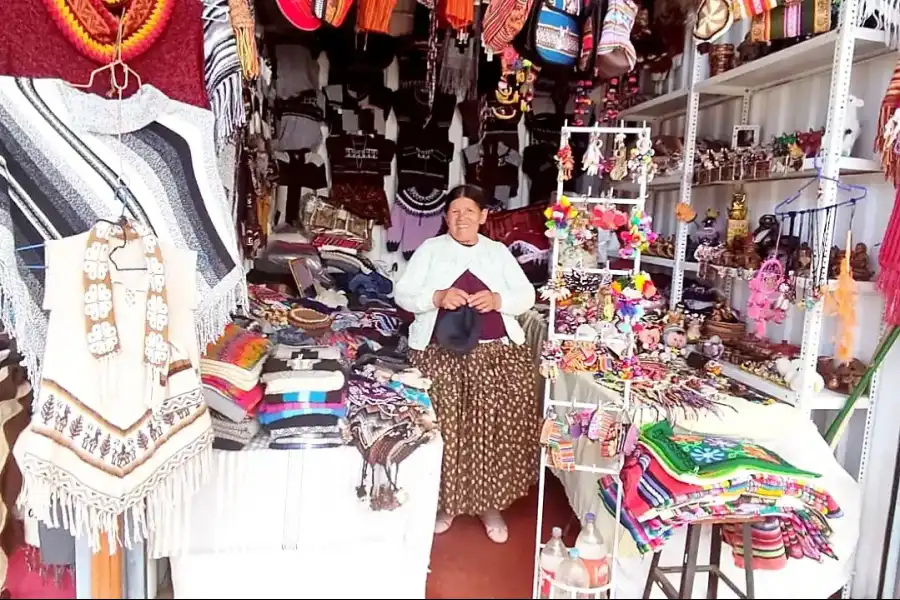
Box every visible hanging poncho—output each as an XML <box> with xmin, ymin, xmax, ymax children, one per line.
<box><xmin>13</xmin><ymin>221</ymin><xmax>213</xmax><ymax>553</ymax></box>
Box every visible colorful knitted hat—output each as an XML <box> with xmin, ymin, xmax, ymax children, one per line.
<box><xmin>276</xmin><ymin>0</ymin><xmax>322</xmax><ymax>30</ymax></box>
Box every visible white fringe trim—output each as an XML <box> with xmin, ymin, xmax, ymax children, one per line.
<box><xmin>858</xmin><ymin>0</ymin><xmax>900</xmax><ymax>50</ymax></box>
<box><xmin>0</xmin><ymin>262</ymin><xmax>46</xmax><ymax>386</ymax></box>
<box><xmin>210</xmin><ymin>72</ymin><xmax>246</xmax><ymax>146</ymax></box>
<box><xmin>195</xmin><ymin>266</ymin><xmax>247</xmax><ymax>351</ymax></box>
<box><xmin>16</xmin><ymin>430</ymin><xmax>213</xmax><ymax>555</ymax></box>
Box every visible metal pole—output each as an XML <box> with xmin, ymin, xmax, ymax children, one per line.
<box><xmin>670</xmin><ymin>27</ymin><xmax>702</xmax><ymax>305</ymax></box>
<box><xmin>796</xmin><ymin>0</ymin><xmax>861</xmax><ymax>416</ymax></box>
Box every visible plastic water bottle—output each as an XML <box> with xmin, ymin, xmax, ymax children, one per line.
<box><xmin>539</xmin><ymin>527</ymin><xmax>568</xmax><ymax>598</ymax></box>
<box><xmin>575</xmin><ymin>512</ymin><xmax>610</xmax><ymax>588</ymax></box>
<box><xmin>553</xmin><ymin>548</ymin><xmax>591</xmax><ymax>599</ymax></box>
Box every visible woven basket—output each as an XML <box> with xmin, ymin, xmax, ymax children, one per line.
<box><xmin>704</xmin><ymin>320</ymin><xmax>745</xmax><ymax>344</ymax></box>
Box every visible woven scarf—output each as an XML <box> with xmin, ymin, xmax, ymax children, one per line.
<box><xmin>874</xmin><ymin>58</ymin><xmax>900</xmax><ymax>325</ymax></box>
<box><xmin>203</xmin><ymin>0</ymin><xmax>246</xmax><ymax>143</ymax></box>
<box><xmin>83</xmin><ymin>220</ymin><xmax>170</xmax><ymax>381</ymax></box>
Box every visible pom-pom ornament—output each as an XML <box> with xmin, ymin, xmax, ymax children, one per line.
<box><xmin>592</xmin><ymin>206</ymin><xmax>628</xmax><ymax>231</ymax></box>
<box><xmin>544</xmin><ymin>196</ymin><xmax>578</xmax><ymax>239</ymax></box>
<box><xmin>618</xmin><ymin>209</ymin><xmax>658</xmax><ymax>258</ymax></box>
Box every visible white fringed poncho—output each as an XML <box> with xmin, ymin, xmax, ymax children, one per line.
<box><xmin>13</xmin><ymin>233</ymin><xmax>213</xmax><ymax>554</ymax></box>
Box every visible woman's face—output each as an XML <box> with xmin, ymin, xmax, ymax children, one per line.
<box><xmin>446</xmin><ymin>196</ymin><xmax>487</xmax><ymax>244</ymax></box>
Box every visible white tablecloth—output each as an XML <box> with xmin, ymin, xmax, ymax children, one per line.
<box><xmin>551</xmin><ymin>372</ymin><xmax>860</xmax><ymax>599</ymax></box>
<box><xmin>164</xmin><ymin>437</ymin><xmax>443</xmax><ymax>599</ymax></box>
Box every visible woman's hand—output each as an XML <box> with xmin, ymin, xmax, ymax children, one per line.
<box><xmin>468</xmin><ymin>290</ymin><xmax>501</xmax><ymax>313</ymax></box>
<box><xmin>434</xmin><ymin>287</ymin><xmax>470</xmax><ymax>310</ymax></box>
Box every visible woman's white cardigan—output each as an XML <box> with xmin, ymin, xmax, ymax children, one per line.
<box><xmin>394</xmin><ymin>234</ymin><xmax>536</xmax><ymax>350</ymax></box>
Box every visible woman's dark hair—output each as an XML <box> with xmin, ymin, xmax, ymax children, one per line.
<box><xmin>444</xmin><ymin>184</ymin><xmax>489</xmax><ymax>212</ymax></box>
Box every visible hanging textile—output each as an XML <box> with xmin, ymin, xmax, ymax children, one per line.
<box><xmin>13</xmin><ymin>223</ymin><xmax>213</xmax><ymax>553</ymax></box>
<box><xmin>0</xmin><ymin>0</ymin><xmax>208</xmax><ymax>107</ymax></box>
<box><xmin>0</xmin><ymin>77</ymin><xmax>245</xmax><ymax>380</ymax></box>
<box><xmin>875</xmin><ymin>57</ymin><xmax>900</xmax><ymax>325</ymax></box>
<box><xmin>203</xmin><ymin>0</ymin><xmax>247</xmax><ymax>143</ymax></box>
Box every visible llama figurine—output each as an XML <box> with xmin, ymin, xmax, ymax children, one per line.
<box><xmin>843</xmin><ymin>95</ymin><xmax>864</xmax><ymax>157</ymax></box>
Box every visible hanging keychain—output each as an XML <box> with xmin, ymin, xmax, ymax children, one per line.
<box><xmin>609</xmin><ymin>133</ymin><xmax>628</xmax><ymax>181</ymax></box>
<box><xmin>628</xmin><ymin>130</ymin><xmax>657</xmax><ymax>182</ymax></box>
<box><xmin>582</xmin><ymin>131</ymin><xmax>604</xmax><ymax>177</ymax></box>
<box><xmin>556</xmin><ymin>130</ymin><xmax>574</xmax><ymax>181</ymax></box>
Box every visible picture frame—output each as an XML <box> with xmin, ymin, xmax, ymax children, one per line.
<box><xmin>288</xmin><ymin>257</ymin><xmax>316</xmax><ymax>297</ymax></box>
<box><xmin>732</xmin><ymin>125</ymin><xmax>760</xmax><ymax>150</ymax></box>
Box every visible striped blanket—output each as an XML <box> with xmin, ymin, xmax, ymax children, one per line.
<box><xmin>0</xmin><ymin>76</ymin><xmax>245</xmax><ymax>379</ymax></box>
<box><xmin>599</xmin><ymin>442</ymin><xmax>842</xmax><ymax>570</ymax></box>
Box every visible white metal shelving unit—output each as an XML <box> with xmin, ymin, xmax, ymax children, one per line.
<box><xmin>531</xmin><ymin>123</ymin><xmax>652</xmax><ymax>600</ymax></box>
<box><xmin>616</xmin><ymin>6</ymin><xmax>893</xmax><ymax>598</ymax></box>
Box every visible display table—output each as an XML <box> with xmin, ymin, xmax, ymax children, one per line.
<box><xmin>158</xmin><ymin>436</ymin><xmax>443</xmax><ymax>599</ymax></box>
<box><xmin>551</xmin><ymin>371</ymin><xmax>860</xmax><ymax>599</ymax></box>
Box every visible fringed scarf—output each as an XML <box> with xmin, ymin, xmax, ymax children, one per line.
<box><xmin>203</xmin><ymin>0</ymin><xmax>247</xmax><ymax>143</ymax></box>
<box><xmin>83</xmin><ymin>220</ymin><xmax>170</xmax><ymax>387</ymax></box>
<box><xmin>875</xmin><ymin>58</ymin><xmax>900</xmax><ymax>325</ymax></box>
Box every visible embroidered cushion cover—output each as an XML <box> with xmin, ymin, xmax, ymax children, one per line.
<box><xmin>639</xmin><ymin>420</ymin><xmax>821</xmax><ymax>481</ymax></box>
<box><xmin>13</xmin><ymin>229</ymin><xmax>213</xmax><ymax>554</ymax></box>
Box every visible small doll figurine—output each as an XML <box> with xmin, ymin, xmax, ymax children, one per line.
<box><xmin>702</xmin><ymin>335</ymin><xmax>725</xmax><ymax>360</ymax></box>
<box><xmin>753</xmin><ymin>214</ymin><xmax>780</xmax><ymax>259</ymax></box>
<box><xmin>696</xmin><ymin>209</ymin><xmax>721</xmax><ymax>246</ymax></box>
<box><xmin>685</xmin><ymin>315</ymin><xmax>704</xmax><ymax>343</ymax></box>
<box><xmin>637</xmin><ymin>325</ymin><xmax>661</xmax><ymax>353</ymax></box>
<box><xmin>662</xmin><ymin>325</ymin><xmax>687</xmax><ymax>350</ymax></box>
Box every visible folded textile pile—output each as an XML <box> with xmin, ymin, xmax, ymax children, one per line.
<box><xmin>259</xmin><ymin>344</ymin><xmax>349</xmax><ymax>449</ymax></box>
<box><xmin>201</xmin><ymin>323</ymin><xmax>270</xmax><ymax>448</ymax></box>
<box><xmin>600</xmin><ymin>420</ymin><xmax>842</xmax><ymax>571</ymax></box>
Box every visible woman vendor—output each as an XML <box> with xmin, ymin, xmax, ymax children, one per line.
<box><xmin>394</xmin><ymin>184</ymin><xmax>539</xmax><ymax>544</ymax></box>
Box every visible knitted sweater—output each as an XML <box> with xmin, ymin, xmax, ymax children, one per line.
<box><xmin>394</xmin><ymin>234</ymin><xmax>536</xmax><ymax>350</ymax></box>
<box><xmin>386</xmin><ymin>187</ymin><xmax>446</xmax><ymax>259</ymax></box>
<box><xmin>0</xmin><ymin>77</ymin><xmax>244</xmax><ymax>379</ymax></box>
<box><xmin>0</xmin><ymin>0</ymin><xmax>208</xmax><ymax>108</ymax></box>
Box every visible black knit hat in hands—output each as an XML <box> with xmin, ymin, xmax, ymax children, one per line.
<box><xmin>434</xmin><ymin>306</ymin><xmax>482</xmax><ymax>354</ymax></box>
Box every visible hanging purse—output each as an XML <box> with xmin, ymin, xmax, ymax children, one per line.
<box><xmin>594</xmin><ymin>0</ymin><xmax>638</xmax><ymax>78</ymax></box>
<box><xmin>516</xmin><ymin>0</ymin><xmax>583</xmax><ymax>75</ymax></box>
<box><xmin>482</xmin><ymin>0</ymin><xmax>535</xmax><ymax>55</ymax></box>
<box><xmin>577</xmin><ymin>0</ymin><xmax>604</xmax><ymax>76</ymax></box>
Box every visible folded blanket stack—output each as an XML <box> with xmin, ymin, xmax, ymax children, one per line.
<box><xmin>599</xmin><ymin>420</ymin><xmax>842</xmax><ymax>571</ymax></box>
<box><xmin>201</xmin><ymin>324</ymin><xmax>271</xmax><ymax>449</ymax></box>
<box><xmin>259</xmin><ymin>344</ymin><xmax>350</xmax><ymax>449</ymax></box>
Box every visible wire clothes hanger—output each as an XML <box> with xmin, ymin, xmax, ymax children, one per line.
<box><xmin>774</xmin><ymin>155</ymin><xmax>868</xmax><ymax>216</ymax></box>
<box><xmin>18</xmin><ymin>12</ymin><xmax>146</xmax><ymax>272</ymax></box>
<box><xmin>77</xmin><ymin>10</ymin><xmax>147</xmax><ymax>272</ymax></box>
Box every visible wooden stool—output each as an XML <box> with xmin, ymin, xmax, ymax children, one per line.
<box><xmin>642</xmin><ymin>521</ymin><xmax>757</xmax><ymax>599</ymax></box>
